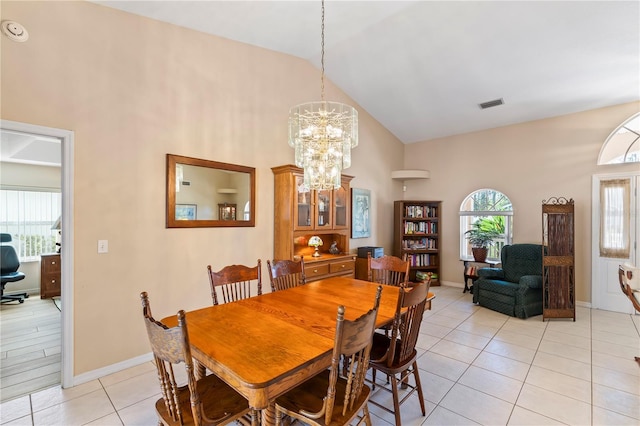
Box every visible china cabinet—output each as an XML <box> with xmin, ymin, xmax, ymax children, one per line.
<box><xmin>272</xmin><ymin>165</ymin><xmax>355</xmax><ymax>282</ymax></box>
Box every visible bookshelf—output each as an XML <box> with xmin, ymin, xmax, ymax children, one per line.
<box><xmin>393</xmin><ymin>200</ymin><xmax>441</xmax><ymax>285</ymax></box>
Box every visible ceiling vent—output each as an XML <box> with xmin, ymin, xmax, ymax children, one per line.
<box><xmin>479</xmin><ymin>98</ymin><xmax>504</xmax><ymax>109</ymax></box>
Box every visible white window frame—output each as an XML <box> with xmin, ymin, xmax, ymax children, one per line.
<box><xmin>0</xmin><ymin>188</ymin><xmax>62</xmax><ymax>261</ymax></box>
<box><xmin>459</xmin><ymin>189</ymin><xmax>513</xmax><ymax>261</ymax></box>
<box><xmin>598</xmin><ymin>178</ymin><xmax>631</xmax><ymax>258</ymax></box>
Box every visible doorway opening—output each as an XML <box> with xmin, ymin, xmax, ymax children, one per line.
<box><xmin>0</xmin><ymin>120</ymin><xmax>74</xmax><ymax>401</ymax></box>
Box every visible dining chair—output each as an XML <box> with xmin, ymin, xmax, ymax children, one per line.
<box><xmin>618</xmin><ymin>264</ymin><xmax>640</xmax><ymax>366</ymax></box>
<box><xmin>139</xmin><ymin>292</ymin><xmax>252</xmax><ymax>426</ymax></box>
<box><xmin>368</xmin><ymin>281</ymin><xmax>429</xmax><ymax>426</ymax></box>
<box><xmin>207</xmin><ymin>260</ymin><xmax>262</xmax><ymax>305</ymax></box>
<box><xmin>267</xmin><ymin>257</ymin><xmax>306</xmax><ymax>292</ymax></box>
<box><xmin>274</xmin><ymin>285</ymin><xmax>383</xmax><ymax>426</ymax></box>
<box><xmin>367</xmin><ymin>253</ymin><xmax>410</xmax><ymax>287</ymax></box>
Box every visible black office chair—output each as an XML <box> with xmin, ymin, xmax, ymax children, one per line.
<box><xmin>1</xmin><ymin>233</ymin><xmax>29</xmax><ymax>304</ymax></box>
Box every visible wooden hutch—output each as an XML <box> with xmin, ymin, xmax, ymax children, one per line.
<box><xmin>272</xmin><ymin>165</ymin><xmax>356</xmax><ymax>282</ymax></box>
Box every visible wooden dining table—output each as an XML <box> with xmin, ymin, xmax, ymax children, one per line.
<box><xmin>162</xmin><ymin>276</ymin><xmax>401</xmax><ymax>425</ymax></box>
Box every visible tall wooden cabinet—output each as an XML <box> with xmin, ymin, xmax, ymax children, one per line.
<box><xmin>272</xmin><ymin>165</ymin><xmax>355</xmax><ymax>282</ymax></box>
<box><xmin>542</xmin><ymin>197</ymin><xmax>575</xmax><ymax>321</ymax></box>
<box><xmin>393</xmin><ymin>200</ymin><xmax>441</xmax><ymax>285</ymax></box>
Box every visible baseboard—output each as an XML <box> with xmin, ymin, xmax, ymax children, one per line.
<box><xmin>576</xmin><ymin>300</ymin><xmax>591</xmax><ymax>308</ymax></box>
<box><xmin>72</xmin><ymin>352</ymin><xmax>154</xmax><ymax>387</ymax></box>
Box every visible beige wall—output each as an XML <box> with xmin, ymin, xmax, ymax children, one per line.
<box><xmin>0</xmin><ymin>1</ymin><xmax>404</xmax><ymax>376</ymax></box>
<box><xmin>402</xmin><ymin>101</ymin><xmax>640</xmax><ymax>304</ymax></box>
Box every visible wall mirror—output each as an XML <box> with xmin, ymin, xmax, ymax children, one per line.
<box><xmin>166</xmin><ymin>154</ymin><xmax>255</xmax><ymax>228</ymax></box>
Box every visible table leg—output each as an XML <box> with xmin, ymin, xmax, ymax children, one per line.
<box><xmin>261</xmin><ymin>404</ymin><xmax>277</xmax><ymax>426</ymax></box>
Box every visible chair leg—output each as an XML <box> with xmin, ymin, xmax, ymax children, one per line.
<box><xmin>1</xmin><ymin>293</ymin><xmax>27</xmax><ymax>304</ymax></box>
<box><xmin>400</xmin><ymin>370</ymin><xmax>409</xmax><ymax>390</ymax></box>
<box><xmin>412</xmin><ymin>362</ymin><xmax>426</xmax><ymax>416</ymax></box>
<box><xmin>389</xmin><ymin>374</ymin><xmax>402</xmax><ymax>426</ymax></box>
<box><xmin>363</xmin><ymin>404</ymin><xmax>372</xmax><ymax>426</ymax></box>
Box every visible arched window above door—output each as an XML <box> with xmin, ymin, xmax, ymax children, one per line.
<box><xmin>598</xmin><ymin>113</ymin><xmax>639</xmax><ymax>165</ymax></box>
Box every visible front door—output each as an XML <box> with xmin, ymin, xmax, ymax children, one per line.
<box><xmin>592</xmin><ymin>173</ymin><xmax>639</xmax><ymax>313</ymax></box>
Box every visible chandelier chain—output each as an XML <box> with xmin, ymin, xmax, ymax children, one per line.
<box><xmin>287</xmin><ymin>0</ymin><xmax>358</xmax><ymax>190</ymax></box>
<box><xmin>320</xmin><ymin>0</ymin><xmax>325</xmax><ymax>102</ymax></box>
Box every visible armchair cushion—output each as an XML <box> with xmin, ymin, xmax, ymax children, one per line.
<box><xmin>519</xmin><ymin>274</ymin><xmax>543</xmax><ymax>289</ymax></box>
<box><xmin>477</xmin><ymin>268</ymin><xmax>504</xmax><ymax>280</ymax></box>
<box><xmin>473</xmin><ymin>244</ymin><xmax>544</xmax><ymax>319</ymax></box>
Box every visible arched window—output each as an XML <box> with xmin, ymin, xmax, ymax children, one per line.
<box><xmin>459</xmin><ymin>189</ymin><xmax>513</xmax><ymax>261</ymax></box>
<box><xmin>243</xmin><ymin>201</ymin><xmax>250</xmax><ymax>221</ymax></box>
<box><xmin>597</xmin><ymin>113</ymin><xmax>639</xmax><ymax>165</ymax></box>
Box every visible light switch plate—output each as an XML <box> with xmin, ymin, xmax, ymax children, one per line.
<box><xmin>98</xmin><ymin>240</ymin><xmax>108</xmax><ymax>253</ymax></box>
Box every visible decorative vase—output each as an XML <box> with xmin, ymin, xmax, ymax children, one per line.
<box><xmin>472</xmin><ymin>247</ymin><xmax>488</xmax><ymax>263</ymax></box>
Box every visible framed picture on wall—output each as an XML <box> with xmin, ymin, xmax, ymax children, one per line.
<box><xmin>175</xmin><ymin>204</ymin><xmax>197</xmax><ymax>220</ymax></box>
<box><xmin>351</xmin><ymin>188</ymin><xmax>371</xmax><ymax>238</ymax></box>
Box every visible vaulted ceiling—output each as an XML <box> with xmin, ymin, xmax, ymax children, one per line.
<box><xmin>3</xmin><ymin>1</ymin><xmax>639</xmax><ymax>166</ymax></box>
<box><xmin>92</xmin><ymin>1</ymin><xmax>639</xmax><ymax>144</ymax></box>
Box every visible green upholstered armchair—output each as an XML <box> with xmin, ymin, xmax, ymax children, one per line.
<box><xmin>473</xmin><ymin>244</ymin><xmax>544</xmax><ymax>319</ymax></box>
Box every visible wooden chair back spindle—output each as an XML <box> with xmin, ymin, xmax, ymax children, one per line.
<box><xmin>207</xmin><ymin>260</ymin><xmax>262</xmax><ymax>305</ymax></box>
<box><xmin>267</xmin><ymin>257</ymin><xmax>306</xmax><ymax>292</ymax></box>
<box><xmin>367</xmin><ymin>253</ymin><xmax>410</xmax><ymax>287</ymax></box>
<box><xmin>387</xmin><ymin>282</ymin><xmax>429</xmax><ymax>367</ymax></box>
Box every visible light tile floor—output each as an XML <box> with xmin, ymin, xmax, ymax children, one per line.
<box><xmin>1</xmin><ymin>286</ymin><xmax>639</xmax><ymax>425</ymax></box>
<box><xmin>0</xmin><ymin>296</ymin><xmax>62</xmax><ymax>402</ymax></box>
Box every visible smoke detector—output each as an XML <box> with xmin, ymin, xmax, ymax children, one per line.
<box><xmin>2</xmin><ymin>21</ymin><xmax>29</xmax><ymax>42</ymax></box>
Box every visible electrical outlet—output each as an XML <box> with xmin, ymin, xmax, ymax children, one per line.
<box><xmin>98</xmin><ymin>240</ymin><xmax>108</xmax><ymax>254</ymax></box>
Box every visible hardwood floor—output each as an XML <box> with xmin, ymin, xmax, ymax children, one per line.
<box><xmin>0</xmin><ymin>295</ymin><xmax>61</xmax><ymax>402</ymax></box>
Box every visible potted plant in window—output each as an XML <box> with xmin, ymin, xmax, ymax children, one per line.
<box><xmin>464</xmin><ymin>221</ymin><xmax>501</xmax><ymax>262</ymax></box>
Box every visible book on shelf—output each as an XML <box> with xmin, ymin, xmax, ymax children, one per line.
<box><xmin>406</xmin><ymin>253</ymin><xmax>437</xmax><ymax>267</ymax></box>
<box><xmin>402</xmin><ymin>237</ymin><xmax>437</xmax><ymax>250</ymax></box>
<box><xmin>403</xmin><ymin>221</ymin><xmax>437</xmax><ymax>235</ymax></box>
<box><xmin>404</xmin><ymin>205</ymin><xmax>438</xmax><ymax>218</ymax></box>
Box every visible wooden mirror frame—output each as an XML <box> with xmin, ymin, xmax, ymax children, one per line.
<box><xmin>166</xmin><ymin>154</ymin><xmax>256</xmax><ymax>228</ymax></box>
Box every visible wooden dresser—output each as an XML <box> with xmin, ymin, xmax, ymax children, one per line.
<box><xmin>40</xmin><ymin>253</ymin><xmax>61</xmax><ymax>299</ymax></box>
<box><xmin>303</xmin><ymin>254</ymin><xmax>356</xmax><ymax>282</ymax></box>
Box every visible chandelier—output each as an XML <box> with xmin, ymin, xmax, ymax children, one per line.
<box><xmin>288</xmin><ymin>0</ymin><xmax>358</xmax><ymax>190</ymax></box>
